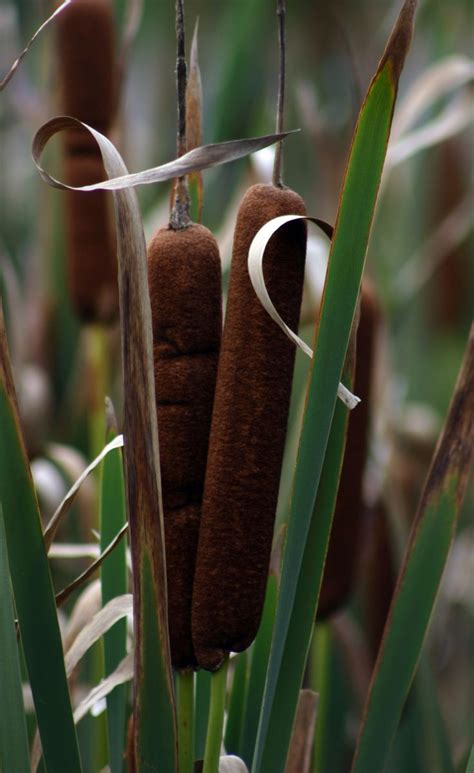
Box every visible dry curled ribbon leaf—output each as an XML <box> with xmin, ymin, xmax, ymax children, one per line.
<box><xmin>32</xmin><ymin>116</ymin><xmax>295</xmax><ymax>192</ymax></box>
<box><xmin>247</xmin><ymin>214</ymin><xmax>360</xmax><ymax>410</ymax></box>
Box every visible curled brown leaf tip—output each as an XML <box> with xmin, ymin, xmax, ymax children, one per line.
<box><xmin>380</xmin><ymin>0</ymin><xmax>418</xmax><ymax>83</ymax></box>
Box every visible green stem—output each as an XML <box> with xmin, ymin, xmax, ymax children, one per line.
<box><xmin>177</xmin><ymin>669</ymin><xmax>195</xmax><ymax>773</ymax></box>
<box><xmin>203</xmin><ymin>657</ymin><xmax>229</xmax><ymax>773</ymax></box>
<box><xmin>86</xmin><ymin>325</ymin><xmax>108</xmax><ymax>462</ymax></box>
<box><xmin>311</xmin><ymin>624</ymin><xmax>331</xmax><ymax>773</ymax></box>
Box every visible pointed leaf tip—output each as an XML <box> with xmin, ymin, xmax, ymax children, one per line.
<box><xmin>380</xmin><ymin>0</ymin><xmax>418</xmax><ymax>83</ymax></box>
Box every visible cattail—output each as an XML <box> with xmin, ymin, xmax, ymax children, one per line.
<box><xmin>56</xmin><ymin>0</ymin><xmax>118</xmax><ymax>323</ymax></box>
<box><xmin>148</xmin><ymin>224</ymin><xmax>222</xmax><ymax>668</ymax></box>
<box><xmin>317</xmin><ymin>281</ymin><xmax>379</xmax><ymax>619</ymax></box>
<box><xmin>192</xmin><ymin>183</ymin><xmax>307</xmax><ymax>670</ymax></box>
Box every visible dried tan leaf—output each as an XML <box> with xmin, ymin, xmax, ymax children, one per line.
<box><xmin>64</xmin><ymin>594</ymin><xmax>133</xmax><ymax>678</ymax></box>
<box><xmin>186</xmin><ymin>18</ymin><xmax>202</xmax><ymax>153</ymax></box>
<box><xmin>247</xmin><ymin>214</ymin><xmax>359</xmax><ymax>410</ymax></box>
<box><xmin>0</xmin><ymin>0</ymin><xmax>71</xmax><ymax>91</ymax></box>
<box><xmin>43</xmin><ymin>434</ymin><xmax>124</xmax><ymax>551</ymax></box>
<box><xmin>32</xmin><ymin>117</ymin><xmax>294</xmax><ymax>193</ymax></box>
<box><xmin>285</xmin><ymin>690</ymin><xmax>318</xmax><ymax>773</ymax></box>
<box><xmin>55</xmin><ymin>524</ymin><xmax>129</xmax><ymax>607</ymax></box>
<box><xmin>73</xmin><ymin>652</ymin><xmax>133</xmax><ymax>724</ymax></box>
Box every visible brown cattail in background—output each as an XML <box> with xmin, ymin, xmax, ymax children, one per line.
<box><xmin>148</xmin><ymin>224</ymin><xmax>222</xmax><ymax>669</ymax></box>
<box><xmin>192</xmin><ymin>183</ymin><xmax>307</xmax><ymax>671</ymax></box>
<box><xmin>317</xmin><ymin>280</ymin><xmax>380</xmax><ymax>619</ymax></box>
<box><xmin>56</xmin><ymin>0</ymin><xmax>119</xmax><ymax>323</ymax></box>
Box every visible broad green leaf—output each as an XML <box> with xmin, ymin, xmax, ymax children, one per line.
<box><xmin>100</xmin><ymin>414</ymin><xmax>128</xmax><ymax>773</ymax></box>
<box><xmin>255</xmin><ymin>380</ymin><xmax>350</xmax><ymax>772</ymax></box>
<box><xmin>0</xmin><ymin>505</ymin><xmax>30</xmax><ymax>773</ymax></box>
<box><xmin>252</xmin><ymin>3</ymin><xmax>418</xmax><ymax>771</ymax></box>
<box><xmin>0</xmin><ymin>311</ymin><xmax>82</xmax><ymax>772</ymax></box>
<box><xmin>351</xmin><ymin>326</ymin><xmax>474</xmax><ymax>773</ymax></box>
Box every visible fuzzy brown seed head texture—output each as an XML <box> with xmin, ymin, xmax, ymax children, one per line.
<box><xmin>192</xmin><ymin>183</ymin><xmax>307</xmax><ymax>671</ymax></box>
<box><xmin>57</xmin><ymin>0</ymin><xmax>119</xmax><ymax>323</ymax></box>
<box><xmin>317</xmin><ymin>281</ymin><xmax>380</xmax><ymax>619</ymax></box>
<box><xmin>148</xmin><ymin>224</ymin><xmax>222</xmax><ymax>668</ymax></box>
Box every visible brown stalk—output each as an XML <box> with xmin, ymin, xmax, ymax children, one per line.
<box><xmin>170</xmin><ymin>0</ymin><xmax>191</xmax><ymax>230</ymax></box>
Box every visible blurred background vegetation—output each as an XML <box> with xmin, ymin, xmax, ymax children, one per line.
<box><xmin>0</xmin><ymin>0</ymin><xmax>472</xmax><ymax>770</ymax></box>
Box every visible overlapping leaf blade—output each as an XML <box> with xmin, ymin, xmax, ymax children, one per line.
<box><xmin>0</xmin><ymin>308</ymin><xmax>82</xmax><ymax>772</ymax></box>
<box><xmin>351</xmin><ymin>326</ymin><xmax>474</xmax><ymax>773</ymax></box>
<box><xmin>252</xmin><ymin>2</ymin><xmax>418</xmax><ymax>770</ymax></box>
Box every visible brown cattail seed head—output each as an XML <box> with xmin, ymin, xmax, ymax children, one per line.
<box><xmin>64</xmin><ymin>156</ymin><xmax>118</xmax><ymax>323</ymax></box>
<box><xmin>148</xmin><ymin>224</ymin><xmax>222</xmax><ymax>669</ymax></box>
<box><xmin>57</xmin><ymin>0</ymin><xmax>119</xmax><ymax>324</ymax></box>
<box><xmin>56</xmin><ymin>0</ymin><xmax>117</xmax><ymax>147</ymax></box>
<box><xmin>192</xmin><ymin>183</ymin><xmax>307</xmax><ymax>670</ymax></box>
<box><xmin>317</xmin><ymin>281</ymin><xmax>380</xmax><ymax>619</ymax></box>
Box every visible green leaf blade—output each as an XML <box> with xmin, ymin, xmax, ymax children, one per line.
<box><xmin>0</xmin><ymin>324</ymin><xmax>82</xmax><ymax>773</ymax></box>
<box><xmin>0</xmin><ymin>505</ymin><xmax>30</xmax><ymax>773</ymax></box>
<box><xmin>252</xmin><ymin>2</ymin><xmax>418</xmax><ymax>769</ymax></box>
<box><xmin>100</xmin><ymin>423</ymin><xmax>128</xmax><ymax>773</ymax></box>
<box><xmin>352</xmin><ymin>327</ymin><xmax>474</xmax><ymax>773</ymax></box>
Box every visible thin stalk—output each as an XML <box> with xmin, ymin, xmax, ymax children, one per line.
<box><xmin>311</xmin><ymin>624</ymin><xmax>331</xmax><ymax>773</ymax></box>
<box><xmin>203</xmin><ymin>657</ymin><xmax>229</xmax><ymax>773</ymax></box>
<box><xmin>272</xmin><ymin>0</ymin><xmax>286</xmax><ymax>187</ymax></box>
<box><xmin>171</xmin><ymin>0</ymin><xmax>190</xmax><ymax>229</ymax></box>
<box><xmin>177</xmin><ymin>669</ymin><xmax>195</xmax><ymax>773</ymax></box>
<box><xmin>86</xmin><ymin>325</ymin><xmax>108</xmax><ymax>463</ymax></box>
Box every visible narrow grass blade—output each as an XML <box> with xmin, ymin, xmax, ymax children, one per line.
<box><xmin>195</xmin><ymin>669</ymin><xmax>212</xmax><ymax>761</ymax></box>
<box><xmin>33</xmin><ymin>116</ymin><xmax>178</xmax><ymax>769</ymax></box>
<box><xmin>286</xmin><ymin>690</ymin><xmax>318</xmax><ymax>773</ymax></box>
<box><xmin>252</xmin><ymin>3</ymin><xmax>418</xmax><ymax>770</ymax></box>
<box><xmin>204</xmin><ymin>658</ymin><xmax>229</xmax><ymax>773</ymax></box>
<box><xmin>100</xmin><ymin>412</ymin><xmax>128</xmax><ymax>773</ymax></box>
<box><xmin>0</xmin><ymin>506</ymin><xmax>29</xmax><ymax>773</ymax></box>
<box><xmin>176</xmin><ymin>669</ymin><xmax>194</xmax><ymax>773</ymax></box>
<box><xmin>225</xmin><ymin>652</ymin><xmax>248</xmax><ymax>756</ymax></box>
<box><xmin>74</xmin><ymin>653</ymin><xmax>134</xmax><ymax>725</ymax></box>
<box><xmin>255</xmin><ymin>373</ymin><xmax>350</xmax><ymax>772</ymax></box>
<box><xmin>0</xmin><ymin>0</ymin><xmax>71</xmax><ymax>90</ymax></box>
<box><xmin>0</xmin><ymin>308</ymin><xmax>82</xmax><ymax>772</ymax></box>
<box><xmin>351</xmin><ymin>326</ymin><xmax>474</xmax><ymax>773</ymax></box>
<box><xmin>466</xmin><ymin>745</ymin><xmax>474</xmax><ymax>773</ymax></box>
<box><xmin>43</xmin><ymin>433</ymin><xmax>124</xmax><ymax>551</ymax></box>
<box><xmin>56</xmin><ymin>524</ymin><xmax>128</xmax><ymax>608</ymax></box>
<box><xmin>239</xmin><ymin>572</ymin><xmax>278</xmax><ymax>768</ymax></box>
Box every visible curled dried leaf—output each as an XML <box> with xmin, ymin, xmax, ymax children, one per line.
<box><xmin>32</xmin><ymin>116</ymin><xmax>295</xmax><ymax>192</ymax></box>
<box><xmin>247</xmin><ymin>214</ymin><xmax>360</xmax><ymax>409</ymax></box>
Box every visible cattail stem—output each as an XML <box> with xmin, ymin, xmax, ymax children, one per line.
<box><xmin>203</xmin><ymin>656</ymin><xmax>229</xmax><ymax>773</ymax></box>
<box><xmin>310</xmin><ymin>623</ymin><xmax>332</xmax><ymax>773</ymax></box>
<box><xmin>272</xmin><ymin>0</ymin><xmax>286</xmax><ymax>187</ymax></box>
<box><xmin>177</xmin><ymin>669</ymin><xmax>195</xmax><ymax>773</ymax></box>
<box><xmin>171</xmin><ymin>0</ymin><xmax>190</xmax><ymax>229</ymax></box>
